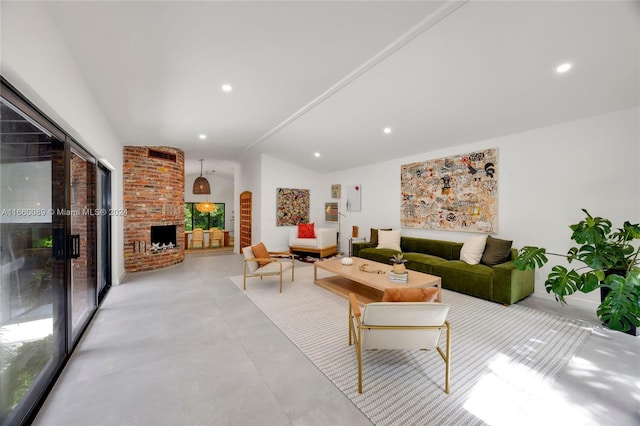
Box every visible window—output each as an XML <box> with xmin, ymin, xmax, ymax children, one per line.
<box><xmin>184</xmin><ymin>203</ymin><xmax>225</xmax><ymax>231</ymax></box>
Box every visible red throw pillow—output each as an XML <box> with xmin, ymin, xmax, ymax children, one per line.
<box><xmin>298</xmin><ymin>223</ymin><xmax>316</xmax><ymax>238</ymax></box>
<box><xmin>381</xmin><ymin>287</ymin><xmax>439</xmax><ymax>302</ymax></box>
<box><xmin>252</xmin><ymin>242</ymin><xmax>271</xmax><ymax>267</ymax></box>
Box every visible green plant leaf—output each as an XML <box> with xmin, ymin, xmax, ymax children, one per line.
<box><xmin>576</xmin><ymin>244</ymin><xmax>618</xmax><ymax>270</ymax></box>
<box><xmin>580</xmin><ymin>271</ymin><xmax>601</xmax><ymax>293</ymax></box>
<box><xmin>598</xmin><ymin>270</ymin><xmax>640</xmax><ymax>332</ymax></box>
<box><xmin>570</xmin><ymin>209</ymin><xmax>612</xmax><ymax>245</ymax></box>
<box><xmin>567</xmin><ymin>247</ymin><xmax>578</xmax><ymax>263</ymax></box>
<box><xmin>612</xmin><ymin>221</ymin><xmax>640</xmax><ymax>243</ymax></box>
<box><xmin>545</xmin><ymin>265</ymin><xmax>581</xmax><ymax>304</ymax></box>
<box><xmin>513</xmin><ymin>246</ymin><xmax>547</xmax><ymax>270</ymax></box>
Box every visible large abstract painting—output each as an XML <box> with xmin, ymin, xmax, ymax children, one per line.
<box><xmin>276</xmin><ymin>188</ymin><xmax>310</xmax><ymax>226</ymax></box>
<box><xmin>400</xmin><ymin>148</ymin><xmax>498</xmax><ymax>233</ymax></box>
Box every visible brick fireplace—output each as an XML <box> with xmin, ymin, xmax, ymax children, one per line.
<box><xmin>123</xmin><ymin>146</ymin><xmax>185</xmax><ymax>272</ymax></box>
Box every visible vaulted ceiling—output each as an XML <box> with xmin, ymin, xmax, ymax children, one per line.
<box><xmin>45</xmin><ymin>1</ymin><xmax>639</xmax><ymax>177</ymax></box>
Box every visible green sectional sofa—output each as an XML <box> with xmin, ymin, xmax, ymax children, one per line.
<box><xmin>352</xmin><ymin>236</ymin><xmax>534</xmax><ymax>305</ymax></box>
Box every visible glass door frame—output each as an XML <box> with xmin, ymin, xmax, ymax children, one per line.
<box><xmin>97</xmin><ymin>164</ymin><xmax>111</xmax><ymax>304</ymax></box>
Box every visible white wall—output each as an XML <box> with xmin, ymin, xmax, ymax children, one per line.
<box><xmin>1</xmin><ymin>2</ymin><xmax>125</xmax><ymax>283</ymax></box>
<box><xmin>257</xmin><ymin>154</ymin><xmax>329</xmax><ymax>252</ymax></box>
<box><xmin>322</xmin><ymin>107</ymin><xmax>639</xmax><ymax>309</ymax></box>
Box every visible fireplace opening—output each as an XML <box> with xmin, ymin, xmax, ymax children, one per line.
<box><xmin>150</xmin><ymin>225</ymin><xmax>177</xmax><ymax>252</ymax></box>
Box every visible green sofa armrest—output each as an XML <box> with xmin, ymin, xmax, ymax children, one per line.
<box><xmin>492</xmin><ymin>261</ymin><xmax>535</xmax><ymax>305</ymax></box>
<box><xmin>351</xmin><ymin>241</ymin><xmax>370</xmax><ymax>258</ymax></box>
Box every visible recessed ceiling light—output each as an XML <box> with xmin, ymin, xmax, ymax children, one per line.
<box><xmin>556</xmin><ymin>63</ymin><xmax>572</xmax><ymax>74</ymax></box>
<box><xmin>199</xmin><ymin>134</ymin><xmax>206</xmax><ymax>140</ymax></box>
<box><xmin>314</xmin><ymin>152</ymin><xmax>320</xmax><ymax>158</ymax></box>
<box><xmin>383</xmin><ymin>127</ymin><xmax>392</xmax><ymax>134</ymax></box>
<box><xmin>221</xmin><ymin>84</ymin><xmax>233</xmax><ymax>92</ymax></box>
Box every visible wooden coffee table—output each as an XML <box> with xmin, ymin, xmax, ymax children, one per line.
<box><xmin>314</xmin><ymin>257</ymin><xmax>441</xmax><ymax>305</ymax></box>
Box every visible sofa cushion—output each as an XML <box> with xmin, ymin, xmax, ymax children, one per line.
<box><xmin>460</xmin><ymin>235</ymin><xmax>487</xmax><ymax>265</ymax></box>
<box><xmin>400</xmin><ymin>237</ymin><xmax>463</xmax><ymax>260</ymax></box>
<box><xmin>298</xmin><ymin>223</ymin><xmax>315</xmax><ymax>238</ymax></box>
<box><xmin>403</xmin><ymin>252</ymin><xmax>447</xmax><ymax>274</ymax></box>
<box><xmin>290</xmin><ymin>237</ymin><xmax>317</xmax><ymax>247</ymax></box>
<box><xmin>382</xmin><ymin>287</ymin><xmax>439</xmax><ymax>302</ymax></box>
<box><xmin>370</xmin><ymin>228</ymin><xmax>391</xmax><ymax>247</ymax></box>
<box><xmin>358</xmin><ymin>247</ymin><xmax>400</xmax><ymax>265</ymax></box>
<box><xmin>377</xmin><ymin>230</ymin><xmax>401</xmax><ymax>251</ymax></box>
<box><xmin>481</xmin><ymin>236</ymin><xmax>513</xmax><ymax>266</ymax></box>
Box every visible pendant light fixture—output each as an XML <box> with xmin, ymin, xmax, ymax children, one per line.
<box><xmin>193</xmin><ymin>159</ymin><xmax>211</xmax><ymax>195</ymax></box>
<box><xmin>195</xmin><ymin>166</ymin><xmax>216</xmax><ymax>213</ymax></box>
<box><xmin>196</xmin><ymin>201</ymin><xmax>217</xmax><ymax>213</ymax></box>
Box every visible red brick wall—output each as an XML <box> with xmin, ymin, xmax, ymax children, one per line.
<box><xmin>123</xmin><ymin>146</ymin><xmax>185</xmax><ymax>272</ymax></box>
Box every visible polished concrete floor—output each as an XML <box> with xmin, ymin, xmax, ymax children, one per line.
<box><xmin>34</xmin><ymin>253</ymin><xmax>639</xmax><ymax>426</ymax></box>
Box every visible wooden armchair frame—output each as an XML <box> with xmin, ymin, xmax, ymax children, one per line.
<box><xmin>243</xmin><ymin>250</ymin><xmax>295</xmax><ymax>293</ymax></box>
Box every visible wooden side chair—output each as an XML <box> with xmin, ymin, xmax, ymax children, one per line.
<box><xmin>348</xmin><ymin>292</ymin><xmax>451</xmax><ymax>394</ymax></box>
<box><xmin>209</xmin><ymin>227</ymin><xmax>224</xmax><ymax>248</ymax></box>
<box><xmin>242</xmin><ymin>242</ymin><xmax>294</xmax><ymax>293</ymax></box>
<box><xmin>190</xmin><ymin>228</ymin><xmax>204</xmax><ymax>249</ymax></box>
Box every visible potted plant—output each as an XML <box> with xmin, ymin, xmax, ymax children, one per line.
<box><xmin>514</xmin><ymin>209</ymin><xmax>640</xmax><ymax>334</ymax></box>
<box><xmin>390</xmin><ymin>253</ymin><xmax>408</xmax><ymax>274</ymax></box>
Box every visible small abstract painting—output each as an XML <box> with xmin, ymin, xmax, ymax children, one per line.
<box><xmin>400</xmin><ymin>148</ymin><xmax>498</xmax><ymax>233</ymax></box>
<box><xmin>331</xmin><ymin>184</ymin><xmax>341</xmax><ymax>199</ymax></box>
<box><xmin>276</xmin><ymin>188</ymin><xmax>310</xmax><ymax>226</ymax></box>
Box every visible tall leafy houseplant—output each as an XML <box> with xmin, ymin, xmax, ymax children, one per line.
<box><xmin>514</xmin><ymin>209</ymin><xmax>640</xmax><ymax>333</ymax></box>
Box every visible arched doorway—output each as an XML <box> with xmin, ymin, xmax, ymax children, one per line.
<box><xmin>239</xmin><ymin>191</ymin><xmax>252</xmax><ymax>249</ymax></box>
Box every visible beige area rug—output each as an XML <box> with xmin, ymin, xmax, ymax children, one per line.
<box><xmin>231</xmin><ymin>267</ymin><xmax>593</xmax><ymax>426</ymax></box>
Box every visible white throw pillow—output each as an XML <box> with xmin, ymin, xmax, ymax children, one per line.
<box><xmin>460</xmin><ymin>235</ymin><xmax>488</xmax><ymax>265</ymax></box>
<box><xmin>377</xmin><ymin>230</ymin><xmax>401</xmax><ymax>251</ymax></box>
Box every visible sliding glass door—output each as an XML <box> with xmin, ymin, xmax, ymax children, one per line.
<box><xmin>0</xmin><ymin>96</ymin><xmax>67</xmax><ymax>426</ymax></box>
<box><xmin>1</xmin><ymin>80</ymin><xmax>102</xmax><ymax>425</ymax></box>
<box><xmin>69</xmin><ymin>149</ymin><xmax>97</xmax><ymax>340</ymax></box>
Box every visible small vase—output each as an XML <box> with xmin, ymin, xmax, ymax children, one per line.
<box><xmin>393</xmin><ymin>263</ymin><xmax>406</xmax><ymax>274</ymax></box>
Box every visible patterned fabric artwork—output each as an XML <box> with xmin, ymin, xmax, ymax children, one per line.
<box><xmin>276</xmin><ymin>188</ymin><xmax>310</xmax><ymax>226</ymax></box>
<box><xmin>401</xmin><ymin>148</ymin><xmax>498</xmax><ymax>233</ymax></box>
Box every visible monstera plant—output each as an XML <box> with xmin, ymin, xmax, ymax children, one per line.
<box><xmin>514</xmin><ymin>209</ymin><xmax>640</xmax><ymax>333</ymax></box>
